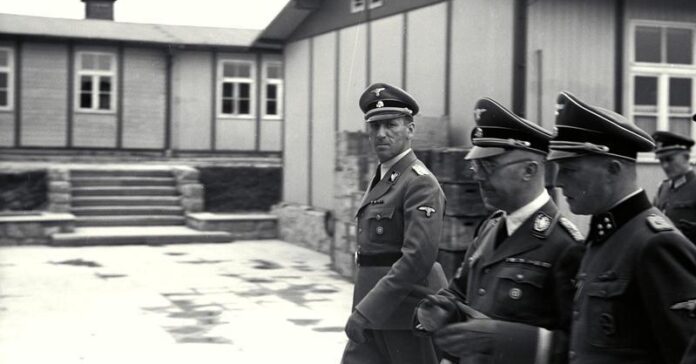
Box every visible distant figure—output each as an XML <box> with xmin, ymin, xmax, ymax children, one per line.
<box><xmin>415</xmin><ymin>97</ymin><xmax>584</xmax><ymax>364</ymax></box>
<box><xmin>550</xmin><ymin>91</ymin><xmax>696</xmax><ymax>363</ymax></box>
<box><xmin>340</xmin><ymin>83</ymin><xmax>447</xmax><ymax>364</ymax></box>
<box><xmin>652</xmin><ymin>130</ymin><xmax>696</xmax><ymax>244</ymax></box>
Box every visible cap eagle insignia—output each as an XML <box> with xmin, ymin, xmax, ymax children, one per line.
<box><xmin>372</xmin><ymin>87</ymin><xmax>386</xmax><ymax>96</ymax></box>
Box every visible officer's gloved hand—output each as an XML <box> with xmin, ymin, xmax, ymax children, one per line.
<box><xmin>433</xmin><ymin>303</ymin><xmax>504</xmax><ymax>358</ymax></box>
<box><xmin>416</xmin><ymin>294</ymin><xmax>458</xmax><ymax>332</ymax></box>
<box><xmin>345</xmin><ymin>310</ymin><xmax>370</xmax><ymax>343</ymax></box>
<box><xmin>678</xmin><ymin>219</ymin><xmax>696</xmax><ymax>235</ymax></box>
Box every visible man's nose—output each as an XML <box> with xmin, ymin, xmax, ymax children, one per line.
<box><xmin>375</xmin><ymin>124</ymin><xmax>387</xmax><ymax>138</ymax></box>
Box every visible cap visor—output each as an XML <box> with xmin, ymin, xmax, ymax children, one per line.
<box><xmin>547</xmin><ymin>149</ymin><xmax>587</xmax><ymax>161</ymax></box>
<box><xmin>465</xmin><ymin>146</ymin><xmax>507</xmax><ymax>160</ymax></box>
<box><xmin>655</xmin><ymin>149</ymin><xmax>686</xmax><ymax>158</ymax></box>
<box><xmin>366</xmin><ymin>112</ymin><xmax>408</xmax><ymax>123</ymax></box>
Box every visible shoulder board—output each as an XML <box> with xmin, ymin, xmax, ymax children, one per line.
<box><xmin>646</xmin><ymin>214</ymin><xmax>674</xmax><ymax>232</ymax></box>
<box><xmin>411</xmin><ymin>164</ymin><xmax>430</xmax><ymax>176</ymax></box>
<box><xmin>559</xmin><ymin>217</ymin><xmax>585</xmax><ymax>243</ymax></box>
<box><xmin>474</xmin><ymin>210</ymin><xmax>504</xmax><ymax>238</ymax></box>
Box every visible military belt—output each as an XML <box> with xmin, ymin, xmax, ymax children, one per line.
<box><xmin>355</xmin><ymin>252</ymin><xmax>403</xmax><ymax>267</ymax></box>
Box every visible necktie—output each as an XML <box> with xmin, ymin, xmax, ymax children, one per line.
<box><xmin>494</xmin><ymin>217</ymin><xmax>508</xmax><ymax>250</ymax></box>
<box><xmin>369</xmin><ymin>166</ymin><xmax>381</xmax><ymax>190</ymax></box>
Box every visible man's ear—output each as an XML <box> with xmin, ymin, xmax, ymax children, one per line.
<box><xmin>406</xmin><ymin>120</ymin><xmax>416</xmax><ymax>139</ymax></box>
<box><xmin>607</xmin><ymin>159</ymin><xmax>623</xmax><ymax>175</ymax></box>
<box><xmin>522</xmin><ymin>161</ymin><xmax>539</xmax><ymax>181</ymax></box>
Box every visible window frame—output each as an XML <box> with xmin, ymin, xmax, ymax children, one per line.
<box><xmin>74</xmin><ymin>51</ymin><xmax>118</xmax><ymax>114</ymax></box>
<box><xmin>261</xmin><ymin>61</ymin><xmax>283</xmax><ymax>120</ymax></box>
<box><xmin>627</xmin><ymin>20</ymin><xmax>696</xmax><ymax>160</ymax></box>
<box><xmin>217</xmin><ymin>59</ymin><xmax>256</xmax><ymax>119</ymax></box>
<box><xmin>351</xmin><ymin>0</ymin><xmax>383</xmax><ymax>13</ymax></box>
<box><xmin>0</xmin><ymin>47</ymin><xmax>15</xmax><ymax>111</ymax></box>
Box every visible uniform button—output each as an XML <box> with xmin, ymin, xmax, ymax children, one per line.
<box><xmin>515</xmin><ymin>273</ymin><xmax>524</xmax><ymax>280</ymax></box>
<box><xmin>596</xmin><ymin>224</ymin><xmax>603</xmax><ymax>229</ymax></box>
<box><xmin>358</xmin><ymin>228</ymin><xmax>363</xmax><ymax>233</ymax></box>
<box><xmin>606</xmin><ymin>224</ymin><xmax>613</xmax><ymax>229</ymax></box>
<box><xmin>573</xmin><ymin>310</ymin><xmax>579</xmax><ymax>320</ymax></box>
<box><xmin>604</xmin><ymin>217</ymin><xmax>610</xmax><ymax>223</ymax></box>
<box><xmin>598</xmin><ymin>230</ymin><xmax>605</xmax><ymax>236</ymax></box>
<box><xmin>569</xmin><ymin>351</ymin><xmax>576</xmax><ymax>360</ymax></box>
<box><xmin>483</xmin><ymin>268</ymin><xmax>490</xmax><ymax>274</ymax></box>
<box><xmin>477</xmin><ymin>288</ymin><xmax>486</xmax><ymax>296</ymax></box>
<box><xmin>376</xmin><ymin>214</ymin><xmax>381</xmax><ymax>220</ymax></box>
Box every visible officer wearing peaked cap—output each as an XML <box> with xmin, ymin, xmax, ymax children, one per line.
<box><xmin>341</xmin><ymin>83</ymin><xmax>447</xmax><ymax>364</ymax></box>
<box><xmin>415</xmin><ymin>97</ymin><xmax>584</xmax><ymax>364</ymax></box>
<box><xmin>652</xmin><ymin>131</ymin><xmax>696</xmax><ymax>244</ymax></box>
<box><xmin>549</xmin><ymin>91</ymin><xmax>696</xmax><ymax>364</ymax></box>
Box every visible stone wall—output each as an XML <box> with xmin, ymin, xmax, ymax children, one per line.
<box><xmin>47</xmin><ymin>167</ymin><xmax>71</xmax><ymax>213</ymax></box>
<box><xmin>173</xmin><ymin>166</ymin><xmax>204</xmax><ymax>213</ymax></box>
<box><xmin>0</xmin><ymin>213</ymin><xmax>74</xmax><ymax>245</ymax></box>
<box><xmin>271</xmin><ymin>203</ymin><xmax>333</xmax><ymax>255</ymax></box>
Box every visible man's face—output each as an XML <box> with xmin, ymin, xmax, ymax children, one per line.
<box><xmin>471</xmin><ymin>152</ymin><xmax>532</xmax><ymax>211</ymax></box>
<box><xmin>368</xmin><ymin>117</ymin><xmax>414</xmax><ymax>163</ymax></box>
<box><xmin>554</xmin><ymin>157</ymin><xmax>613</xmax><ymax>215</ymax></box>
<box><xmin>658</xmin><ymin>151</ymin><xmax>691</xmax><ymax>179</ymax></box>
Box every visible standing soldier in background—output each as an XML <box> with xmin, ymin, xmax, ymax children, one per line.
<box><xmin>652</xmin><ymin>130</ymin><xmax>696</xmax><ymax>244</ymax></box>
<box><xmin>415</xmin><ymin>98</ymin><xmax>584</xmax><ymax>364</ymax></box>
<box><xmin>341</xmin><ymin>83</ymin><xmax>447</xmax><ymax>364</ymax></box>
<box><xmin>549</xmin><ymin>91</ymin><xmax>696</xmax><ymax>363</ymax></box>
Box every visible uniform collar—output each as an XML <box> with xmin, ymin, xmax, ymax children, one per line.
<box><xmin>380</xmin><ymin>148</ymin><xmax>412</xmax><ymax>179</ymax></box>
<box><xmin>506</xmin><ymin>190</ymin><xmax>551</xmax><ymax>236</ymax></box>
<box><xmin>587</xmin><ymin>190</ymin><xmax>652</xmax><ymax>245</ymax></box>
<box><xmin>671</xmin><ymin>169</ymin><xmax>694</xmax><ymax>190</ymax></box>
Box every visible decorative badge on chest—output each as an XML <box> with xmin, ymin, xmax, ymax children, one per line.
<box><xmin>533</xmin><ymin>212</ymin><xmax>552</xmax><ymax>233</ymax></box>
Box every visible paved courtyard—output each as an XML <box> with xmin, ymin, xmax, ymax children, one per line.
<box><xmin>0</xmin><ymin>240</ymin><xmax>353</xmax><ymax>363</ymax></box>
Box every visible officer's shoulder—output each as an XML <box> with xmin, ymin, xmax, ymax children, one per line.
<box><xmin>556</xmin><ymin>216</ymin><xmax>585</xmax><ymax>243</ymax></box>
<box><xmin>410</xmin><ymin>161</ymin><xmax>432</xmax><ymax>177</ymax></box>
<box><xmin>474</xmin><ymin>210</ymin><xmax>504</xmax><ymax>237</ymax></box>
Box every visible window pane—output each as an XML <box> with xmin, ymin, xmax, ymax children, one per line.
<box><xmin>634</xmin><ymin>76</ymin><xmax>658</xmax><ymax>106</ymax></box>
<box><xmin>0</xmin><ymin>91</ymin><xmax>7</xmax><ymax>107</ymax></box>
<box><xmin>669</xmin><ymin>117</ymin><xmax>692</xmax><ymax>136</ymax></box>
<box><xmin>237</xmin><ymin>64</ymin><xmax>251</xmax><ymax>78</ymax></box>
<box><xmin>667</xmin><ymin>28</ymin><xmax>693</xmax><ymax>64</ymax></box>
<box><xmin>239</xmin><ymin>100</ymin><xmax>250</xmax><ymax>114</ymax></box>
<box><xmin>80</xmin><ymin>76</ymin><xmax>93</xmax><ymax>92</ymax></box>
<box><xmin>98</xmin><ymin>55</ymin><xmax>112</xmax><ymax>70</ymax></box>
<box><xmin>99</xmin><ymin>76</ymin><xmax>111</xmax><ymax>92</ymax></box>
<box><xmin>266</xmin><ymin>84</ymin><xmax>277</xmax><ymax>99</ymax></box>
<box><xmin>635</xmin><ymin>26</ymin><xmax>661</xmax><ymax>63</ymax></box>
<box><xmin>81</xmin><ymin>54</ymin><xmax>96</xmax><ymax>70</ymax></box>
<box><xmin>98</xmin><ymin>94</ymin><xmax>110</xmax><ymax>110</ymax></box>
<box><xmin>669</xmin><ymin>77</ymin><xmax>692</xmax><ymax>108</ymax></box>
<box><xmin>634</xmin><ymin>115</ymin><xmax>657</xmax><ymax>135</ymax></box>
<box><xmin>222</xmin><ymin>82</ymin><xmax>233</xmax><ymax>98</ymax></box>
<box><xmin>223</xmin><ymin>63</ymin><xmax>236</xmax><ymax>77</ymax></box>
<box><xmin>266</xmin><ymin>101</ymin><xmax>277</xmax><ymax>115</ymax></box>
<box><xmin>80</xmin><ymin>93</ymin><xmax>92</xmax><ymax>108</ymax></box>
<box><xmin>0</xmin><ymin>50</ymin><xmax>7</xmax><ymax>67</ymax></box>
<box><xmin>0</xmin><ymin>72</ymin><xmax>7</xmax><ymax>88</ymax></box>
<box><xmin>239</xmin><ymin>83</ymin><xmax>250</xmax><ymax>98</ymax></box>
<box><xmin>266</xmin><ymin>64</ymin><xmax>281</xmax><ymax>79</ymax></box>
<box><xmin>222</xmin><ymin>99</ymin><xmax>233</xmax><ymax>114</ymax></box>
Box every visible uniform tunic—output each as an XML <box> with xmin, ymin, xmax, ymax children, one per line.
<box><xmin>443</xmin><ymin>199</ymin><xmax>584</xmax><ymax>364</ymax></box>
<box><xmin>569</xmin><ymin>191</ymin><xmax>696</xmax><ymax>364</ymax></box>
<box><xmin>654</xmin><ymin>170</ymin><xmax>696</xmax><ymax>243</ymax></box>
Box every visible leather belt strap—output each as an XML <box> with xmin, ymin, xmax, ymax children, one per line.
<box><xmin>356</xmin><ymin>252</ymin><xmax>403</xmax><ymax>267</ymax></box>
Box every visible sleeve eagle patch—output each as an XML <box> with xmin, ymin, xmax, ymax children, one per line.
<box><xmin>646</xmin><ymin>214</ymin><xmax>673</xmax><ymax>232</ymax></box>
<box><xmin>559</xmin><ymin>217</ymin><xmax>584</xmax><ymax>243</ymax></box>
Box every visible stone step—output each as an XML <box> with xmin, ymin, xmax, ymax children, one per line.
<box><xmin>70</xmin><ymin>169</ymin><xmax>173</xmax><ymax>178</ymax></box>
<box><xmin>71</xmin><ymin>206</ymin><xmax>184</xmax><ymax>216</ymax></box>
<box><xmin>71</xmin><ymin>177</ymin><xmax>176</xmax><ymax>187</ymax></box>
<box><xmin>75</xmin><ymin>215</ymin><xmax>186</xmax><ymax>227</ymax></box>
<box><xmin>187</xmin><ymin>213</ymin><xmax>278</xmax><ymax>240</ymax></box>
<box><xmin>71</xmin><ymin>186</ymin><xmax>179</xmax><ymax>197</ymax></box>
<box><xmin>51</xmin><ymin>226</ymin><xmax>233</xmax><ymax>246</ymax></box>
<box><xmin>72</xmin><ymin>196</ymin><xmax>181</xmax><ymax>207</ymax></box>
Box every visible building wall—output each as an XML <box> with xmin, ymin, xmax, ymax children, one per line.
<box><xmin>21</xmin><ymin>42</ymin><xmax>69</xmax><ymax>147</ymax></box>
<box><xmin>171</xmin><ymin>50</ymin><xmax>212</xmax><ymax>150</ymax></box>
<box><xmin>369</xmin><ymin>14</ymin><xmax>404</xmax><ymax>87</ymax></box>
<box><xmin>525</xmin><ymin>0</ymin><xmax>616</xmax><ymax>130</ymax></box>
<box><xmin>0</xmin><ymin>40</ymin><xmax>15</xmax><ymax>146</ymax></box>
<box><xmin>260</xmin><ymin>53</ymin><xmax>284</xmax><ymax>152</ymax></box>
<box><xmin>73</xmin><ymin>112</ymin><xmax>117</xmax><ymax>147</ymax></box>
<box><xmin>311</xmin><ymin>32</ymin><xmax>338</xmax><ymax>210</ymax></box>
<box><xmin>122</xmin><ymin>47</ymin><xmax>166</xmax><ymax>149</ymax></box>
<box><xmin>338</xmin><ymin>24</ymin><xmax>367</xmax><ymax>132</ymax></box>
<box><xmin>626</xmin><ymin>0</ymin><xmax>696</xmax><ymax>22</ymax></box>
<box><xmin>283</xmin><ymin>39</ymin><xmax>311</xmax><ymax>204</ymax></box>
<box><xmin>216</xmin><ymin>52</ymin><xmax>257</xmax><ymax>151</ymax></box>
<box><xmin>450</xmin><ymin>0</ymin><xmax>514</xmax><ymax>146</ymax></box>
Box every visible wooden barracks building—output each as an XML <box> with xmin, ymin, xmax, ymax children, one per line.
<box><xmin>0</xmin><ymin>0</ymin><xmax>284</xmax><ymax>155</ymax></box>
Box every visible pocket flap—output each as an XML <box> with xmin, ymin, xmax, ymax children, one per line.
<box><xmin>496</xmin><ymin>267</ymin><xmax>547</xmax><ymax>288</ymax></box>
<box><xmin>586</xmin><ymin>279</ymin><xmax>629</xmax><ymax>298</ymax></box>
<box><xmin>365</xmin><ymin>208</ymin><xmax>395</xmax><ymax>220</ymax></box>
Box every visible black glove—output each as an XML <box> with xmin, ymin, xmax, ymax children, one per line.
<box><xmin>416</xmin><ymin>294</ymin><xmax>458</xmax><ymax>332</ymax></box>
<box><xmin>345</xmin><ymin>310</ymin><xmax>370</xmax><ymax>343</ymax></box>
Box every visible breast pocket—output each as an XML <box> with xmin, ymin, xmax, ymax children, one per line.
<box><xmin>585</xmin><ymin>279</ymin><xmax>632</xmax><ymax>348</ymax></box>
<box><xmin>493</xmin><ymin>265</ymin><xmax>548</xmax><ymax>319</ymax></box>
<box><xmin>366</xmin><ymin>208</ymin><xmax>400</xmax><ymax>244</ymax></box>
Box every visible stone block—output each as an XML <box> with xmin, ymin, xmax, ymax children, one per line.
<box><xmin>179</xmin><ymin>184</ymin><xmax>204</xmax><ymax>198</ymax></box>
<box><xmin>48</xmin><ymin>181</ymin><xmax>70</xmax><ymax>193</ymax></box>
<box><xmin>441</xmin><ymin>182</ymin><xmax>489</xmax><ymax>217</ymax></box>
<box><xmin>49</xmin><ymin>193</ymin><xmax>70</xmax><ymax>204</ymax></box>
<box><xmin>412</xmin><ymin>115</ymin><xmax>449</xmax><ymax>150</ymax></box>
<box><xmin>332</xmin><ymin>250</ymin><xmax>356</xmax><ymax>280</ymax></box>
<box><xmin>181</xmin><ymin>198</ymin><xmax>204</xmax><ymax>213</ymax></box>
<box><xmin>48</xmin><ymin>203</ymin><xmax>71</xmax><ymax>213</ymax></box>
<box><xmin>173</xmin><ymin>166</ymin><xmax>199</xmax><ymax>182</ymax></box>
<box><xmin>440</xmin><ymin>215</ymin><xmax>483</xmax><ymax>251</ymax></box>
<box><xmin>48</xmin><ymin>168</ymin><xmax>70</xmax><ymax>181</ymax></box>
<box><xmin>428</xmin><ymin>148</ymin><xmax>475</xmax><ymax>182</ymax></box>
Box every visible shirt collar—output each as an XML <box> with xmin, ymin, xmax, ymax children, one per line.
<box><xmin>506</xmin><ymin>189</ymin><xmax>551</xmax><ymax>236</ymax></box>
<box><xmin>380</xmin><ymin>148</ymin><xmax>412</xmax><ymax>179</ymax></box>
<box><xmin>609</xmin><ymin>189</ymin><xmax>643</xmax><ymax>210</ymax></box>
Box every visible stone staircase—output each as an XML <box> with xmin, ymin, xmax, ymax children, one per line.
<box><xmin>51</xmin><ymin>167</ymin><xmax>233</xmax><ymax>246</ymax></box>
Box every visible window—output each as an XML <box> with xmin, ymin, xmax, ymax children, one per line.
<box><xmin>263</xmin><ymin>62</ymin><xmax>283</xmax><ymax>118</ymax></box>
<box><xmin>351</xmin><ymin>0</ymin><xmax>382</xmax><ymax>13</ymax></box>
<box><xmin>76</xmin><ymin>52</ymin><xmax>116</xmax><ymax>112</ymax></box>
<box><xmin>629</xmin><ymin>22</ymin><xmax>695</xmax><ymax>140</ymax></box>
<box><xmin>0</xmin><ymin>47</ymin><xmax>14</xmax><ymax>110</ymax></box>
<box><xmin>219</xmin><ymin>60</ymin><xmax>255</xmax><ymax>117</ymax></box>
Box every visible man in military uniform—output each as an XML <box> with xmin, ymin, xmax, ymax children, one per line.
<box><xmin>549</xmin><ymin>91</ymin><xmax>696</xmax><ymax>363</ymax></box>
<box><xmin>414</xmin><ymin>97</ymin><xmax>585</xmax><ymax>364</ymax></box>
<box><xmin>341</xmin><ymin>83</ymin><xmax>447</xmax><ymax>364</ymax></box>
<box><xmin>652</xmin><ymin>130</ymin><xmax>696</xmax><ymax>243</ymax></box>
